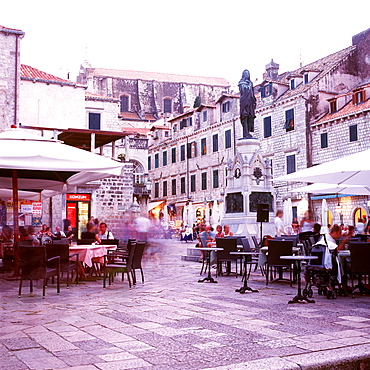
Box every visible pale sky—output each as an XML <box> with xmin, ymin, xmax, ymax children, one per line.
<box><xmin>2</xmin><ymin>0</ymin><xmax>370</xmax><ymax>90</ymax></box>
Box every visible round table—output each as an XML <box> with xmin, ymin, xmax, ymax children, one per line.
<box><xmin>230</xmin><ymin>251</ymin><xmax>260</xmax><ymax>293</ymax></box>
<box><xmin>190</xmin><ymin>247</ymin><xmax>224</xmax><ymax>283</ymax></box>
<box><xmin>280</xmin><ymin>255</ymin><xmax>318</xmax><ymax>304</ymax></box>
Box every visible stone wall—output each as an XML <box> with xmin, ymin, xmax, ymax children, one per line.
<box><xmin>0</xmin><ymin>30</ymin><xmax>20</xmax><ymax>130</ymax></box>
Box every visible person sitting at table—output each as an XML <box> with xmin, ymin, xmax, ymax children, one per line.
<box><xmin>96</xmin><ymin>222</ymin><xmax>114</xmax><ymax>244</ymax></box>
<box><xmin>81</xmin><ymin>222</ymin><xmax>96</xmax><ymax>240</ymax></box>
<box><xmin>313</xmin><ymin>223</ymin><xmax>322</xmax><ymax>243</ymax></box>
<box><xmin>199</xmin><ymin>225</ymin><xmax>216</xmax><ymax>265</ymax></box>
<box><xmin>38</xmin><ymin>224</ymin><xmax>48</xmax><ymax>238</ymax></box>
<box><xmin>223</xmin><ymin>224</ymin><xmax>233</xmax><ymax>237</ymax></box>
<box><xmin>53</xmin><ymin>226</ymin><xmax>66</xmax><ymax>240</ymax></box>
<box><xmin>65</xmin><ymin>225</ymin><xmax>75</xmax><ymax>240</ymax></box>
<box><xmin>215</xmin><ymin>225</ymin><xmax>224</xmax><ymax>238</ymax></box>
<box><xmin>27</xmin><ymin>226</ymin><xmax>40</xmax><ymax>246</ymax></box>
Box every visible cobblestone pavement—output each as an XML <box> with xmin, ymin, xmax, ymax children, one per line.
<box><xmin>1</xmin><ymin>240</ymin><xmax>370</xmax><ymax>370</ymax></box>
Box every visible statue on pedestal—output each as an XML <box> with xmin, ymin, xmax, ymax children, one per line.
<box><xmin>239</xmin><ymin>69</ymin><xmax>256</xmax><ymax>139</ymax></box>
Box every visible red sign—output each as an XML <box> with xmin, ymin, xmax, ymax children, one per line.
<box><xmin>67</xmin><ymin>203</ymin><xmax>77</xmax><ymax>228</ymax></box>
<box><xmin>32</xmin><ymin>202</ymin><xmax>43</xmax><ymax>215</ymax></box>
<box><xmin>66</xmin><ymin>194</ymin><xmax>91</xmax><ymax>201</ymax></box>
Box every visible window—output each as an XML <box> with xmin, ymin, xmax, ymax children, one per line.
<box><xmin>120</xmin><ymin>95</ymin><xmax>129</xmax><ymax>112</ymax></box>
<box><xmin>284</xmin><ymin>108</ymin><xmax>294</xmax><ymax>131</ymax></box>
<box><xmin>187</xmin><ymin>117</ymin><xmax>192</xmax><ymax>126</ymax></box>
<box><xmin>304</xmin><ymin>74</ymin><xmax>309</xmax><ymax>84</ymax></box>
<box><xmin>154</xmin><ymin>182</ymin><xmax>159</xmax><ymax>198</ymax></box>
<box><xmin>286</xmin><ymin>154</ymin><xmax>296</xmax><ymax>174</ymax></box>
<box><xmin>349</xmin><ymin>124</ymin><xmax>358</xmax><ymax>142</ymax></box>
<box><xmin>203</xmin><ymin>111</ymin><xmax>207</xmax><ymax>122</ymax></box>
<box><xmin>190</xmin><ymin>174</ymin><xmax>196</xmax><ymax>192</ymax></box>
<box><xmin>213</xmin><ymin>170</ymin><xmax>219</xmax><ymax>188</ymax></box>
<box><xmin>165</xmin><ymin>131</ymin><xmax>169</xmax><ymax>137</ymax></box>
<box><xmin>173</xmin><ymin>125</ymin><xmax>177</xmax><ymax>133</ymax></box>
<box><xmin>201</xmin><ymin>172</ymin><xmax>207</xmax><ymax>190</ymax></box>
<box><xmin>164</xmin><ymin>98</ymin><xmax>172</xmax><ymax>113</ymax></box>
<box><xmin>212</xmin><ymin>134</ymin><xmax>218</xmax><ymax>152</ymax></box>
<box><xmin>290</xmin><ymin>79</ymin><xmax>295</xmax><ymax>89</ymax></box>
<box><xmin>330</xmin><ymin>100</ymin><xmax>337</xmax><ymax>113</ymax></box>
<box><xmin>180</xmin><ymin>145</ymin><xmax>185</xmax><ymax>161</ymax></box>
<box><xmin>180</xmin><ymin>177</ymin><xmax>186</xmax><ymax>194</ymax></box>
<box><xmin>88</xmin><ymin>113</ymin><xmax>101</xmax><ymax>130</ymax></box>
<box><xmin>187</xmin><ymin>141</ymin><xmax>197</xmax><ymax>159</ymax></box>
<box><xmin>171</xmin><ymin>147</ymin><xmax>176</xmax><ymax>163</ymax></box>
<box><xmin>222</xmin><ymin>101</ymin><xmax>230</xmax><ymax>113</ymax></box>
<box><xmin>225</xmin><ymin>129</ymin><xmax>232</xmax><ymax>149</ymax></box>
<box><xmin>201</xmin><ymin>138</ymin><xmax>207</xmax><ymax>155</ymax></box>
<box><xmin>154</xmin><ymin>153</ymin><xmax>159</xmax><ymax>168</ymax></box>
<box><xmin>163</xmin><ymin>181</ymin><xmax>167</xmax><ymax>197</ymax></box>
<box><xmin>353</xmin><ymin>90</ymin><xmax>365</xmax><ymax>105</ymax></box>
<box><xmin>263</xmin><ymin>116</ymin><xmax>272</xmax><ymax>138</ymax></box>
<box><xmin>180</xmin><ymin>117</ymin><xmax>192</xmax><ymax>129</ymax></box>
<box><xmin>162</xmin><ymin>150</ymin><xmax>167</xmax><ymax>166</ymax></box>
<box><xmin>261</xmin><ymin>83</ymin><xmax>272</xmax><ymax>98</ymax></box>
<box><xmin>180</xmin><ymin>119</ymin><xmax>185</xmax><ymax>129</ymax></box>
<box><xmin>321</xmin><ymin>132</ymin><xmax>328</xmax><ymax>148</ymax></box>
<box><xmin>148</xmin><ymin>156</ymin><xmax>151</xmax><ymax>171</ymax></box>
<box><xmin>171</xmin><ymin>179</ymin><xmax>176</xmax><ymax>195</ymax></box>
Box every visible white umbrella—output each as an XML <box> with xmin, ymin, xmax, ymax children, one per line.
<box><xmin>274</xmin><ymin>148</ymin><xmax>370</xmax><ymax>186</ymax></box>
<box><xmin>183</xmin><ymin>204</ymin><xmax>188</xmax><ymax>225</ymax></box>
<box><xmin>0</xmin><ymin>188</ymin><xmax>40</xmax><ymax>201</ymax></box>
<box><xmin>321</xmin><ymin>199</ymin><xmax>329</xmax><ymax>234</ymax></box>
<box><xmin>205</xmin><ymin>202</ymin><xmax>210</xmax><ymax>224</ymax></box>
<box><xmin>283</xmin><ymin>198</ymin><xmax>293</xmax><ymax>233</ymax></box>
<box><xmin>211</xmin><ymin>200</ymin><xmax>220</xmax><ymax>228</ymax></box>
<box><xmin>0</xmin><ymin>129</ymin><xmax>124</xmax><ymax>239</ymax></box>
<box><xmin>188</xmin><ymin>202</ymin><xmax>194</xmax><ymax>227</ymax></box>
<box><xmin>292</xmin><ymin>182</ymin><xmax>370</xmax><ymax>195</ymax></box>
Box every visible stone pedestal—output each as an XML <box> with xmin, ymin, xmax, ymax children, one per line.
<box><xmin>220</xmin><ymin>137</ymin><xmax>275</xmax><ymax>240</ymax></box>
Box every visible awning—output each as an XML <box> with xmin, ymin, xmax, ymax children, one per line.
<box><xmin>148</xmin><ymin>201</ymin><xmax>164</xmax><ymax>211</ymax></box>
<box><xmin>311</xmin><ymin>194</ymin><xmax>354</xmax><ymax>200</ymax></box>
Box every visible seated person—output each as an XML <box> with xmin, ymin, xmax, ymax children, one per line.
<box><xmin>215</xmin><ymin>225</ymin><xmax>225</xmax><ymax>238</ymax></box>
<box><xmin>96</xmin><ymin>222</ymin><xmax>114</xmax><ymax>244</ymax></box>
<box><xmin>223</xmin><ymin>224</ymin><xmax>234</xmax><ymax>237</ymax></box>
<box><xmin>81</xmin><ymin>222</ymin><xmax>96</xmax><ymax>240</ymax></box>
<box><xmin>65</xmin><ymin>225</ymin><xmax>75</xmax><ymax>240</ymax></box>
<box><xmin>53</xmin><ymin>226</ymin><xmax>66</xmax><ymax>240</ymax></box>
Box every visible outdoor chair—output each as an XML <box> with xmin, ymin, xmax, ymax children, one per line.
<box><xmin>266</xmin><ymin>239</ymin><xmax>294</xmax><ymax>286</ymax></box>
<box><xmin>215</xmin><ymin>237</ymin><xmax>239</xmax><ymax>276</ymax></box>
<box><xmin>251</xmin><ymin>235</ymin><xmax>260</xmax><ymax>250</ymax></box>
<box><xmin>240</xmin><ymin>238</ymin><xmax>261</xmax><ymax>274</ymax></box>
<box><xmin>349</xmin><ymin>242</ymin><xmax>370</xmax><ymax>298</ymax></box>
<box><xmin>103</xmin><ymin>241</ymin><xmax>136</xmax><ymax>288</ymax></box>
<box><xmin>77</xmin><ymin>239</ymin><xmax>96</xmax><ymax>245</ymax></box>
<box><xmin>18</xmin><ymin>246</ymin><xmax>60</xmax><ymax>298</ymax></box>
<box><xmin>46</xmin><ymin>243</ymin><xmax>79</xmax><ymax>286</ymax></box>
<box><xmin>132</xmin><ymin>241</ymin><xmax>146</xmax><ymax>285</ymax></box>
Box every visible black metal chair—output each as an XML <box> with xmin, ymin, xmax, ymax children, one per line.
<box><xmin>18</xmin><ymin>246</ymin><xmax>60</xmax><ymax>298</ymax></box>
<box><xmin>266</xmin><ymin>240</ymin><xmax>294</xmax><ymax>286</ymax></box>
<box><xmin>103</xmin><ymin>241</ymin><xmax>136</xmax><ymax>288</ymax></box>
<box><xmin>349</xmin><ymin>242</ymin><xmax>370</xmax><ymax>298</ymax></box>
<box><xmin>132</xmin><ymin>241</ymin><xmax>146</xmax><ymax>285</ymax></box>
<box><xmin>46</xmin><ymin>243</ymin><xmax>79</xmax><ymax>287</ymax></box>
<box><xmin>215</xmin><ymin>238</ymin><xmax>239</xmax><ymax>276</ymax></box>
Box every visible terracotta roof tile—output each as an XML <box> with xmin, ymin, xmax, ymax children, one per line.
<box><xmin>91</xmin><ymin>68</ymin><xmax>230</xmax><ymax>87</ymax></box>
<box><xmin>118</xmin><ymin>112</ymin><xmax>157</xmax><ymax>122</ymax></box>
<box><xmin>121</xmin><ymin>127</ymin><xmax>149</xmax><ymax>135</ymax></box>
<box><xmin>21</xmin><ymin>65</ymin><xmax>84</xmax><ymax>87</ymax></box>
<box><xmin>167</xmin><ymin>108</ymin><xmax>197</xmax><ymax>122</ymax></box>
<box><xmin>315</xmin><ymin>97</ymin><xmax>370</xmax><ymax>124</ymax></box>
<box><xmin>0</xmin><ymin>25</ymin><xmax>24</xmax><ymax>35</ymax></box>
<box><xmin>275</xmin><ymin>46</ymin><xmax>356</xmax><ymax>101</ymax></box>
<box><xmin>85</xmin><ymin>92</ymin><xmax>118</xmax><ymax>102</ymax></box>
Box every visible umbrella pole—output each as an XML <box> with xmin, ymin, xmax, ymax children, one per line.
<box><xmin>12</xmin><ymin>169</ymin><xmax>20</xmax><ymax>277</ymax></box>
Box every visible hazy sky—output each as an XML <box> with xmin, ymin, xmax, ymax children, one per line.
<box><xmin>2</xmin><ymin>0</ymin><xmax>370</xmax><ymax>90</ymax></box>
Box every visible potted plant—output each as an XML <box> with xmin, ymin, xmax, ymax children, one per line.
<box><xmin>117</xmin><ymin>153</ymin><xmax>126</xmax><ymax>162</ymax></box>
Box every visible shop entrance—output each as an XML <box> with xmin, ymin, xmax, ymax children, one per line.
<box><xmin>66</xmin><ymin>194</ymin><xmax>91</xmax><ymax>239</ymax></box>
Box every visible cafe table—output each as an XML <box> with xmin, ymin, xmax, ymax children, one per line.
<box><xmin>230</xmin><ymin>251</ymin><xmax>260</xmax><ymax>293</ymax></box>
<box><xmin>189</xmin><ymin>247</ymin><xmax>224</xmax><ymax>283</ymax></box>
<box><xmin>258</xmin><ymin>246</ymin><xmax>301</xmax><ymax>268</ymax></box>
<box><xmin>280</xmin><ymin>255</ymin><xmax>318</xmax><ymax>304</ymax></box>
<box><xmin>69</xmin><ymin>244</ymin><xmax>117</xmax><ymax>278</ymax></box>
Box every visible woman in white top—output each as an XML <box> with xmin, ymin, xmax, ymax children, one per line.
<box><xmin>300</xmin><ymin>210</ymin><xmax>315</xmax><ymax>232</ymax></box>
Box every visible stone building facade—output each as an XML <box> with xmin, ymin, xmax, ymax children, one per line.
<box><xmin>0</xmin><ymin>25</ymin><xmax>24</xmax><ymax>130</ymax></box>
<box><xmin>77</xmin><ymin>66</ymin><xmax>230</xmax><ymax>122</ymax></box>
<box><xmin>256</xmin><ymin>28</ymin><xmax>370</xmax><ymax>226</ymax></box>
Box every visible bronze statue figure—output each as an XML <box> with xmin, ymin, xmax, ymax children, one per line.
<box><xmin>238</xmin><ymin>69</ymin><xmax>256</xmax><ymax>139</ymax></box>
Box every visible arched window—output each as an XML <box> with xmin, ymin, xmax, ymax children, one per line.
<box><xmin>132</xmin><ymin>160</ymin><xmax>145</xmax><ymax>184</ymax></box>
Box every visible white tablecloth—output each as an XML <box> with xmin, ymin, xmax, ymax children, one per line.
<box><xmin>69</xmin><ymin>245</ymin><xmax>117</xmax><ymax>267</ymax></box>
